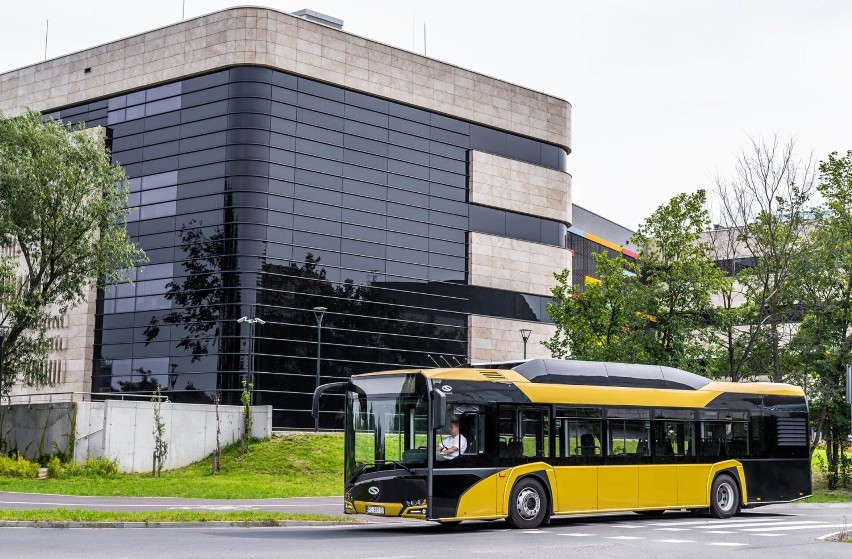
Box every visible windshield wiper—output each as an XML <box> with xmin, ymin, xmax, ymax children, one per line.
<box><xmin>388</xmin><ymin>460</ymin><xmax>415</xmax><ymax>474</ymax></box>
<box><xmin>347</xmin><ymin>461</ymin><xmax>368</xmax><ymax>484</ymax></box>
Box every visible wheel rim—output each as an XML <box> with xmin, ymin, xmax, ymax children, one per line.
<box><xmin>716</xmin><ymin>482</ymin><xmax>734</xmax><ymax>513</ymax></box>
<box><xmin>516</xmin><ymin>487</ymin><xmax>541</xmax><ymax>520</ymax></box>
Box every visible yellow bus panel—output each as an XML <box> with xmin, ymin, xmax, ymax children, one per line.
<box><xmin>676</xmin><ymin>464</ymin><xmax>713</xmax><ymax>506</ymax></box>
<box><xmin>455</xmin><ymin>472</ymin><xmax>500</xmax><ymax>519</ymax></box>
<box><xmin>638</xmin><ymin>465</ymin><xmax>678</xmax><ymax>508</ymax></box>
<box><xmin>598</xmin><ymin>466</ymin><xmax>638</xmax><ymax>510</ymax></box>
<box><xmin>553</xmin><ymin>466</ymin><xmax>597</xmax><ymax>512</ymax></box>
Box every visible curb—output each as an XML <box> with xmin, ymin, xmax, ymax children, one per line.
<box><xmin>0</xmin><ymin>520</ymin><xmax>358</xmax><ymax>529</ymax></box>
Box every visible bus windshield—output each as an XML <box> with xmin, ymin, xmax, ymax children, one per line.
<box><xmin>346</xmin><ymin>374</ymin><xmax>428</xmax><ymax>480</ymax></box>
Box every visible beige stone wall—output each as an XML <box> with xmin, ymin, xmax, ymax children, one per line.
<box><xmin>0</xmin><ymin>7</ymin><xmax>570</xmax><ymax>151</ymax></box>
<box><xmin>468</xmin><ymin>315</ymin><xmax>554</xmax><ymax>363</ymax></box>
<box><xmin>6</xmin><ymin>268</ymin><xmax>97</xmax><ymax>401</ymax></box>
<box><xmin>469</xmin><ymin>232</ymin><xmax>570</xmax><ymax>297</ymax></box>
<box><xmin>469</xmin><ymin>151</ymin><xmax>572</xmax><ymax>224</ymax></box>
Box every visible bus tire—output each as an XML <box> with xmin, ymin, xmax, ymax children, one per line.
<box><xmin>507</xmin><ymin>477</ymin><xmax>549</xmax><ymax>529</ymax></box>
<box><xmin>710</xmin><ymin>474</ymin><xmax>739</xmax><ymax>519</ymax></box>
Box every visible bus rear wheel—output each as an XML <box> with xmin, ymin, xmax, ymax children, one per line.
<box><xmin>507</xmin><ymin>478</ymin><xmax>549</xmax><ymax>529</ymax></box>
<box><xmin>710</xmin><ymin>474</ymin><xmax>740</xmax><ymax>519</ymax></box>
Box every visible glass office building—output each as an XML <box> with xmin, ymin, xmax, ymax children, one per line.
<box><xmin>2</xmin><ymin>7</ymin><xmax>576</xmax><ymax>428</ymax></box>
<box><xmin>48</xmin><ymin>66</ymin><xmax>568</xmax><ymax>428</ymax></box>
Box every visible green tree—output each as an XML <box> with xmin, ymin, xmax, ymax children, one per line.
<box><xmin>544</xmin><ymin>253</ymin><xmax>646</xmax><ymax>362</ymax></box>
<box><xmin>547</xmin><ymin>190</ymin><xmax>726</xmax><ymax>369</ymax></box>
<box><xmin>631</xmin><ymin>190</ymin><xmax>728</xmax><ymax>370</ymax></box>
<box><xmin>0</xmin><ymin>110</ymin><xmax>144</xmax><ymax>395</ymax></box>
<box><xmin>791</xmin><ymin>150</ymin><xmax>852</xmax><ymax>486</ymax></box>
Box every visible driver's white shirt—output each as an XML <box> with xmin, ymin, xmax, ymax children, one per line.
<box><xmin>439</xmin><ymin>434</ymin><xmax>467</xmax><ymax>459</ymax></box>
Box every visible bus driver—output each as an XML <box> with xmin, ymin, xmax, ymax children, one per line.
<box><xmin>436</xmin><ymin>420</ymin><xmax>467</xmax><ymax>460</ymax></box>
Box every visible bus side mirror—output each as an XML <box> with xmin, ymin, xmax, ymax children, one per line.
<box><xmin>431</xmin><ymin>390</ymin><xmax>446</xmax><ymax>430</ymax></box>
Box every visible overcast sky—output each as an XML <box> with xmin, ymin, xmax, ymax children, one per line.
<box><xmin>2</xmin><ymin>1</ymin><xmax>850</xmax><ymax>230</ymax></box>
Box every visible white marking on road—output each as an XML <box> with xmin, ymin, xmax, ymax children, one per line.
<box><xmin>709</xmin><ymin>543</ymin><xmax>748</xmax><ymax>547</ymax></box>
<box><xmin>742</xmin><ymin>523</ymin><xmax>842</xmax><ymax>532</ymax></box>
<box><xmin>519</xmin><ymin>530</ymin><xmax>543</xmax><ymax>533</ymax></box>
<box><xmin>703</xmin><ymin>519</ymin><xmax>824</xmax><ymax>528</ymax></box>
<box><xmin>645</xmin><ymin>517</ymin><xmax>787</xmax><ymax>527</ymax></box>
<box><xmin>655</xmin><ymin>527</ymin><xmax>690</xmax><ymax>531</ymax></box>
<box><xmin>607</xmin><ymin>536</ymin><xmax>643</xmax><ymax>540</ymax></box>
<box><xmin>0</xmin><ymin>500</ymin><xmax>338</xmax><ymax>509</ymax></box>
<box><xmin>704</xmin><ymin>530</ymin><xmax>735</xmax><ymax>534</ymax></box>
<box><xmin>168</xmin><ymin>506</ymin><xmax>258</xmax><ymax>511</ymax></box>
<box><xmin>558</xmin><ymin>533</ymin><xmax>594</xmax><ymax>537</ymax></box>
<box><xmin>655</xmin><ymin>539</ymin><xmax>695</xmax><ymax>543</ymax></box>
<box><xmin>752</xmin><ymin>534</ymin><xmax>784</xmax><ymax>537</ymax></box>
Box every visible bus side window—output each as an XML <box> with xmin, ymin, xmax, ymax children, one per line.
<box><xmin>457</xmin><ymin>412</ymin><xmax>483</xmax><ymax>455</ymax></box>
<box><xmin>556</xmin><ymin>407</ymin><xmax>603</xmax><ymax>460</ymax></box>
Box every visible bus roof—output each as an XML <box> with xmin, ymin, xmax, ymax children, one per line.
<box><xmin>358</xmin><ymin>359</ymin><xmax>803</xmax><ymax>397</ymax></box>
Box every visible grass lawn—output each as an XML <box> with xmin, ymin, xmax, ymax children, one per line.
<box><xmin>0</xmin><ymin>433</ymin><xmax>344</xmax><ymax>499</ymax></box>
<box><xmin>800</xmin><ymin>447</ymin><xmax>852</xmax><ymax>503</ymax></box>
<box><xmin>0</xmin><ymin>508</ymin><xmax>354</xmax><ymax>523</ymax></box>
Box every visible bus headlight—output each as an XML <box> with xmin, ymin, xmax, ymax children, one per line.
<box><xmin>403</xmin><ymin>499</ymin><xmax>426</xmax><ymax>508</ymax></box>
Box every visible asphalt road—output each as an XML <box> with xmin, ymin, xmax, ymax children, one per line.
<box><xmin>1</xmin><ymin>496</ymin><xmax>851</xmax><ymax>558</ymax></box>
<box><xmin>0</xmin><ymin>492</ymin><xmax>346</xmax><ymax>516</ymax></box>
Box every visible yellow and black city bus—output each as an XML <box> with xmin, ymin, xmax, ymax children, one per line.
<box><xmin>312</xmin><ymin>359</ymin><xmax>810</xmax><ymax>528</ymax></box>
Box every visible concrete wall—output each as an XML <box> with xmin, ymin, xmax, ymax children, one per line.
<box><xmin>0</xmin><ymin>403</ymin><xmax>76</xmax><ymax>458</ymax></box>
<box><xmin>1</xmin><ymin>401</ymin><xmax>271</xmax><ymax>472</ymax></box>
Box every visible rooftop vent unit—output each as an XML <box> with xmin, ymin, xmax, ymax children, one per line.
<box><xmin>291</xmin><ymin>9</ymin><xmax>343</xmax><ymax>30</ymax></box>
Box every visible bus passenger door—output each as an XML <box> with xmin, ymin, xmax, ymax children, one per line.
<box><xmin>599</xmin><ymin>417</ymin><xmax>648</xmax><ymax>510</ymax></box>
<box><xmin>553</xmin><ymin>413</ymin><xmax>601</xmax><ymax>513</ymax></box>
<box><xmin>639</xmin><ymin>420</ymin><xmax>681</xmax><ymax>508</ymax></box>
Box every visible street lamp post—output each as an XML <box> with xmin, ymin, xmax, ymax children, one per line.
<box><xmin>238</xmin><ymin>314</ymin><xmax>266</xmax><ymax>405</ymax></box>
<box><xmin>312</xmin><ymin>306</ymin><xmax>327</xmax><ymax>432</ymax></box>
<box><xmin>520</xmin><ymin>329</ymin><xmax>532</xmax><ymax>360</ymax></box>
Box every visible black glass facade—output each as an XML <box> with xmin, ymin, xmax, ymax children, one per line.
<box><xmin>50</xmin><ymin>66</ymin><xmax>569</xmax><ymax>428</ymax></box>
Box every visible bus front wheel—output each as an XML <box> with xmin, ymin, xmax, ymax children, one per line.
<box><xmin>710</xmin><ymin>474</ymin><xmax>740</xmax><ymax>519</ymax></box>
<box><xmin>507</xmin><ymin>478</ymin><xmax>549</xmax><ymax>529</ymax></box>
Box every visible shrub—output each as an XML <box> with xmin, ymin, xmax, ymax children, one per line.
<box><xmin>46</xmin><ymin>456</ymin><xmax>62</xmax><ymax>478</ymax></box>
<box><xmin>0</xmin><ymin>455</ymin><xmax>40</xmax><ymax>478</ymax></box>
<box><xmin>46</xmin><ymin>456</ymin><xmax>120</xmax><ymax>478</ymax></box>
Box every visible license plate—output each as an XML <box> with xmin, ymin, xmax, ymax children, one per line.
<box><xmin>366</xmin><ymin>505</ymin><xmax>385</xmax><ymax>515</ymax></box>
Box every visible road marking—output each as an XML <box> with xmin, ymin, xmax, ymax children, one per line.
<box><xmin>742</xmin><ymin>523</ymin><xmax>844</xmax><ymax>532</ymax></box>
<box><xmin>655</xmin><ymin>539</ymin><xmax>695</xmax><ymax>543</ymax></box>
<box><xmin>704</xmin><ymin>530</ymin><xmax>735</xmax><ymax>534</ymax></box>
<box><xmin>607</xmin><ymin>536</ymin><xmax>643</xmax><ymax>540</ymax></box>
<box><xmin>0</xmin><ymin>500</ymin><xmax>338</xmax><ymax>509</ymax></box>
<box><xmin>753</xmin><ymin>533</ymin><xmax>784</xmax><ymax>537</ymax></box>
<box><xmin>645</xmin><ymin>517</ymin><xmax>787</xmax><ymax>527</ymax></box>
<box><xmin>655</xmin><ymin>527</ymin><xmax>690</xmax><ymax>531</ymax></box>
<box><xmin>558</xmin><ymin>533</ymin><xmax>594</xmax><ymax>537</ymax></box>
<box><xmin>695</xmin><ymin>520</ymin><xmax>826</xmax><ymax>530</ymax></box>
<box><xmin>709</xmin><ymin>543</ymin><xmax>748</xmax><ymax>547</ymax></box>
<box><xmin>168</xmin><ymin>506</ymin><xmax>259</xmax><ymax>511</ymax></box>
